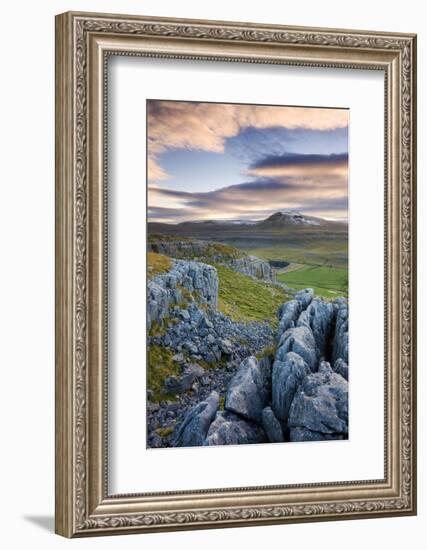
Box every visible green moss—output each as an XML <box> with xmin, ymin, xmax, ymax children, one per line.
<box><xmin>214</xmin><ymin>264</ymin><xmax>287</xmax><ymax>325</ymax></box>
<box><xmin>218</xmin><ymin>396</ymin><xmax>225</xmax><ymax>410</ymax></box>
<box><xmin>147</xmin><ymin>345</ymin><xmax>181</xmax><ymax>402</ymax></box>
<box><xmin>147</xmin><ymin>252</ymin><xmax>172</xmax><ymax>278</ymax></box>
<box><xmin>156</xmin><ymin>425</ymin><xmax>175</xmax><ymax>437</ymax></box>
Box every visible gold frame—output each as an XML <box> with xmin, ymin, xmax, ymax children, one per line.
<box><xmin>55</xmin><ymin>11</ymin><xmax>417</xmax><ymax>538</ymax></box>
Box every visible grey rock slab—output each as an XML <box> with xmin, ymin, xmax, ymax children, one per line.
<box><xmin>261</xmin><ymin>406</ymin><xmax>284</xmax><ymax>443</ymax></box>
<box><xmin>276</xmin><ymin>326</ymin><xmax>317</xmax><ymax>371</ymax></box>
<box><xmin>288</xmin><ymin>369</ymin><xmax>348</xmax><ymax>436</ymax></box>
<box><xmin>204</xmin><ymin>411</ymin><xmax>267</xmax><ymax>446</ymax></box>
<box><xmin>272</xmin><ymin>351</ymin><xmax>311</xmax><ymax>424</ymax></box>
<box><xmin>224</xmin><ymin>356</ymin><xmax>269</xmax><ymax>424</ymax></box>
<box><xmin>277</xmin><ymin>300</ymin><xmax>302</xmax><ymax>334</ymax></box>
<box><xmin>172</xmin><ymin>391</ymin><xmax>219</xmax><ymax>447</ymax></box>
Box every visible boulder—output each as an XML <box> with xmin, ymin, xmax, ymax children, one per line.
<box><xmin>276</xmin><ymin>326</ymin><xmax>317</xmax><ymax>371</ymax></box>
<box><xmin>272</xmin><ymin>351</ymin><xmax>311</xmax><ymax>423</ymax></box>
<box><xmin>204</xmin><ymin>411</ymin><xmax>267</xmax><ymax>446</ymax></box>
<box><xmin>294</xmin><ymin>288</ymin><xmax>314</xmax><ymax>309</ymax></box>
<box><xmin>224</xmin><ymin>356</ymin><xmax>269</xmax><ymax>424</ymax></box>
<box><xmin>261</xmin><ymin>406</ymin><xmax>284</xmax><ymax>443</ymax></box>
<box><xmin>172</xmin><ymin>391</ymin><xmax>219</xmax><ymax>447</ymax></box>
<box><xmin>288</xmin><ymin>364</ymin><xmax>348</xmax><ymax>438</ymax></box>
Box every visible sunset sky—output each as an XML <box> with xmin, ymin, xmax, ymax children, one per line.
<box><xmin>147</xmin><ymin>100</ymin><xmax>349</xmax><ymax>223</ymax></box>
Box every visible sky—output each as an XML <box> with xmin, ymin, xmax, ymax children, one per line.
<box><xmin>147</xmin><ymin>100</ymin><xmax>349</xmax><ymax>223</ymax></box>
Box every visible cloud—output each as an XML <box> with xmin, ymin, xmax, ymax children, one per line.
<box><xmin>147</xmin><ymin>100</ymin><xmax>348</xmax><ymax>181</ymax></box>
<box><xmin>148</xmin><ymin>171</ymin><xmax>348</xmax><ymax>223</ymax></box>
<box><xmin>248</xmin><ymin>152</ymin><xmax>348</xmax><ymax>178</ymax></box>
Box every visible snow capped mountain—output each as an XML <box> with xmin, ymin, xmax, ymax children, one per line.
<box><xmin>258</xmin><ymin>210</ymin><xmax>322</xmax><ymax>227</ymax></box>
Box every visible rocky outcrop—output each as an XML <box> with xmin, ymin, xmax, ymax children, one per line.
<box><xmin>270</xmin><ymin>291</ymin><xmax>349</xmax><ymax>443</ymax></box>
<box><xmin>172</xmin><ymin>391</ymin><xmax>219</xmax><ymax>447</ymax></box>
<box><xmin>149</xmin><ymin>238</ymin><xmax>216</xmax><ymax>259</ymax></box>
<box><xmin>227</xmin><ymin>255</ymin><xmax>275</xmax><ymax>282</ymax></box>
<box><xmin>149</xmin><ymin>286</ymin><xmax>349</xmax><ymax>448</ymax></box>
<box><xmin>148</xmin><ymin>237</ymin><xmax>275</xmax><ymax>282</ymax></box>
<box><xmin>147</xmin><ymin>260</ymin><xmax>218</xmax><ymax>329</ymax></box>
<box><xmin>204</xmin><ymin>411</ymin><xmax>267</xmax><ymax>446</ymax></box>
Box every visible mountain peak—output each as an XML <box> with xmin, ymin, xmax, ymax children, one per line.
<box><xmin>260</xmin><ymin>210</ymin><xmax>321</xmax><ymax>227</ymax></box>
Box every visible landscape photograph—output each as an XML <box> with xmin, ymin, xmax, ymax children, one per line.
<box><xmin>146</xmin><ymin>100</ymin><xmax>349</xmax><ymax>449</ymax></box>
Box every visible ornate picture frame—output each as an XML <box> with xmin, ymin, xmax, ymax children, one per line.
<box><xmin>55</xmin><ymin>11</ymin><xmax>417</xmax><ymax>537</ymax></box>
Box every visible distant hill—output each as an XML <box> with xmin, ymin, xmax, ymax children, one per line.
<box><xmin>148</xmin><ymin>211</ymin><xmax>347</xmax><ymax>245</ymax></box>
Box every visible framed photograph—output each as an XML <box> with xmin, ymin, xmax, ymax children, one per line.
<box><xmin>55</xmin><ymin>11</ymin><xmax>417</xmax><ymax>537</ymax></box>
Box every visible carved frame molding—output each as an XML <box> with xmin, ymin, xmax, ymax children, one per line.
<box><xmin>55</xmin><ymin>11</ymin><xmax>416</xmax><ymax>537</ymax></box>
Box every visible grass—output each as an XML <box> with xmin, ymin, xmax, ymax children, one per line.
<box><xmin>277</xmin><ymin>265</ymin><xmax>348</xmax><ymax>299</ymax></box>
<box><xmin>214</xmin><ymin>264</ymin><xmax>287</xmax><ymax>324</ymax></box>
<box><xmin>147</xmin><ymin>345</ymin><xmax>181</xmax><ymax>402</ymax></box>
<box><xmin>147</xmin><ymin>252</ymin><xmax>172</xmax><ymax>278</ymax></box>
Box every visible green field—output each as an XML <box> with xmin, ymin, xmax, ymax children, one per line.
<box><xmin>277</xmin><ymin>265</ymin><xmax>348</xmax><ymax>299</ymax></box>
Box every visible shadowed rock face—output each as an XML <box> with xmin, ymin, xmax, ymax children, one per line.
<box><xmin>225</xmin><ymin>356</ymin><xmax>269</xmax><ymax>425</ymax></box>
<box><xmin>262</xmin><ymin>406</ymin><xmax>284</xmax><ymax>443</ymax></box>
<box><xmin>288</xmin><ymin>362</ymin><xmax>348</xmax><ymax>439</ymax></box>
<box><xmin>297</xmin><ymin>298</ymin><xmax>335</xmax><ymax>360</ymax></box>
<box><xmin>204</xmin><ymin>411</ymin><xmax>267</xmax><ymax>446</ymax></box>
<box><xmin>172</xmin><ymin>391</ymin><xmax>219</xmax><ymax>447</ymax></box>
<box><xmin>272</xmin><ymin>352</ymin><xmax>311</xmax><ymax>424</ymax></box>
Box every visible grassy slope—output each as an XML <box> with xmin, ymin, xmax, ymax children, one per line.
<box><xmin>214</xmin><ymin>264</ymin><xmax>287</xmax><ymax>324</ymax></box>
<box><xmin>277</xmin><ymin>265</ymin><xmax>348</xmax><ymax>299</ymax></box>
<box><xmin>147</xmin><ymin>251</ymin><xmax>172</xmax><ymax>278</ymax></box>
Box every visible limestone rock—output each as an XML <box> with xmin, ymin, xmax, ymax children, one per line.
<box><xmin>261</xmin><ymin>406</ymin><xmax>284</xmax><ymax>443</ymax></box>
<box><xmin>172</xmin><ymin>391</ymin><xmax>219</xmax><ymax>447</ymax></box>
<box><xmin>276</xmin><ymin>326</ymin><xmax>317</xmax><ymax>371</ymax></box>
<box><xmin>224</xmin><ymin>356</ymin><xmax>269</xmax><ymax>424</ymax></box>
<box><xmin>294</xmin><ymin>288</ymin><xmax>314</xmax><ymax>309</ymax></box>
<box><xmin>288</xmin><ymin>365</ymin><xmax>348</xmax><ymax>438</ymax></box>
<box><xmin>272</xmin><ymin>351</ymin><xmax>311</xmax><ymax>423</ymax></box>
<box><xmin>204</xmin><ymin>411</ymin><xmax>267</xmax><ymax>446</ymax></box>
